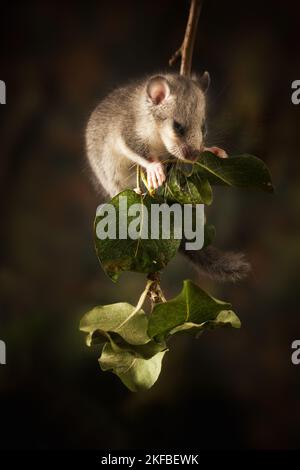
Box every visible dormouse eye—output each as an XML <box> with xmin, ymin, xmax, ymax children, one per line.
<box><xmin>173</xmin><ymin>120</ymin><xmax>185</xmax><ymax>137</ymax></box>
<box><xmin>201</xmin><ymin>121</ymin><xmax>207</xmax><ymax>137</ymax></box>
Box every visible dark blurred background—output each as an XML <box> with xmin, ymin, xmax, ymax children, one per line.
<box><xmin>0</xmin><ymin>0</ymin><xmax>300</xmax><ymax>450</ymax></box>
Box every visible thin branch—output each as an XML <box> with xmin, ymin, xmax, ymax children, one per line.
<box><xmin>169</xmin><ymin>48</ymin><xmax>181</xmax><ymax>68</ymax></box>
<box><xmin>116</xmin><ymin>279</ymin><xmax>154</xmax><ymax>329</ymax></box>
<box><xmin>146</xmin><ymin>1</ymin><xmax>203</xmax><ymax>310</ymax></box>
<box><xmin>169</xmin><ymin>0</ymin><xmax>203</xmax><ymax>77</ymax></box>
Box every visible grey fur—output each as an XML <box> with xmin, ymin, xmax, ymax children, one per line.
<box><xmin>181</xmin><ymin>244</ymin><xmax>251</xmax><ymax>282</ymax></box>
<box><xmin>85</xmin><ymin>72</ymin><xmax>250</xmax><ymax>282</ymax></box>
<box><xmin>86</xmin><ymin>73</ymin><xmax>207</xmax><ymax>197</ymax></box>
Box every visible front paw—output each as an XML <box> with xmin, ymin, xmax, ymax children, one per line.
<box><xmin>204</xmin><ymin>146</ymin><xmax>228</xmax><ymax>159</ymax></box>
<box><xmin>147</xmin><ymin>161</ymin><xmax>166</xmax><ymax>189</ymax></box>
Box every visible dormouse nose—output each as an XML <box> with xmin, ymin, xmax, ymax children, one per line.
<box><xmin>182</xmin><ymin>145</ymin><xmax>198</xmax><ymax>161</ymax></box>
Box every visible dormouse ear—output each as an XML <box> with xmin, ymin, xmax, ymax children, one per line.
<box><xmin>147</xmin><ymin>76</ymin><xmax>170</xmax><ymax>105</ymax></box>
<box><xmin>196</xmin><ymin>71</ymin><xmax>210</xmax><ymax>93</ymax></box>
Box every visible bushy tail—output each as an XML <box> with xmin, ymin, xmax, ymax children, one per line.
<box><xmin>181</xmin><ymin>244</ymin><xmax>251</xmax><ymax>282</ymax></box>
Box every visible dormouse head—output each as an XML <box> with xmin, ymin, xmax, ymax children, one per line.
<box><xmin>146</xmin><ymin>72</ymin><xmax>210</xmax><ymax>160</ymax></box>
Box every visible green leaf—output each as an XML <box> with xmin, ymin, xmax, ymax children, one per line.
<box><xmin>80</xmin><ymin>302</ymin><xmax>168</xmax><ymax>391</ymax></box>
<box><xmin>94</xmin><ymin>189</ymin><xmax>181</xmax><ymax>281</ymax></box>
<box><xmin>158</xmin><ymin>151</ymin><xmax>273</xmax><ymax>206</ymax></box>
<box><xmin>147</xmin><ymin>280</ymin><xmax>240</xmax><ymax>339</ymax></box>
<box><xmin>79</xmin><ymin>287</ymin><xmax>240</xmax><ymax>391</ymax></box>
<box><xmin>99</xmin><ymin>341</ymin><xmax>167</xmax><ymax>392</ymax></box>
<box><xmin>169</xmin><ymin>309</ymin><xmax>241</xmax><ymax>336</ymax></box>
<box><xmin>87</xmin><ymin>329</ymin><xmax>167</xmax><ymax>360</ymax></box>
<box><xmin>194</xmin><ymin>152</ymin><xmax>274</xmax><ymax>192</ymax></box>
<box><xmin>161</xmin><ymin>165</ymin><xmax>212</xmax><ymax>205</ymax></box>
<box><xmin>79</xmin><ymin>302</ymin><xmax>150</xmax><ymax>345</ymax></box>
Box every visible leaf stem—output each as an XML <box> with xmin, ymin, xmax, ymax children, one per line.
<box><xmin>115</xmin><ymin>279</ymin><xmax>154</xmax><ymax>331</ymax></box>
<box><xmin>147</xmin><ymin>272</ymin><xmax>167</xmax><ymax>310</ymax></box>
<box><xmin>134</xmin><ymin>165</ymin><xmax>142</xmax><ymax>194</ymax></box>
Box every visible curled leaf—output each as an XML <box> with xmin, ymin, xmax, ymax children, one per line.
<box><xmin>169</xmin><ymin>309</ymin><xmax>241</xmax><ymax>336</ymax></box>
<box><xmin>80</xmin><ymin>302</ymin><xmax>149</xmax><ymax>346</ymax></box>
<box><xmin>100</xmin><ymin>341</ymin><xmax>167</xmax><ymax>392</ymax></box>
<box><xmin>148</xmin><ymin>280</ymin><xmax>240</xmax><ymax>340</ymax></box>
<box><xmin>80</xmin><ymin>302</ymin><xmax>167</xmax><ymax>392</ymax></box>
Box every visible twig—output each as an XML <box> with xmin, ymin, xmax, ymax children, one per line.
<box><xmin>169</xmin><ymin>0</ymin><xmax>203</xmax><ymax>77</ymax></box>
<box><xmin>146</xmin><ymin>2</ymin><xmax>203</xmax><ymax>310</ymax></box>
<box><xmin>115</xmin><ymin>279</ymin><xmax>154</xmax><ymax>330</ymax></box>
